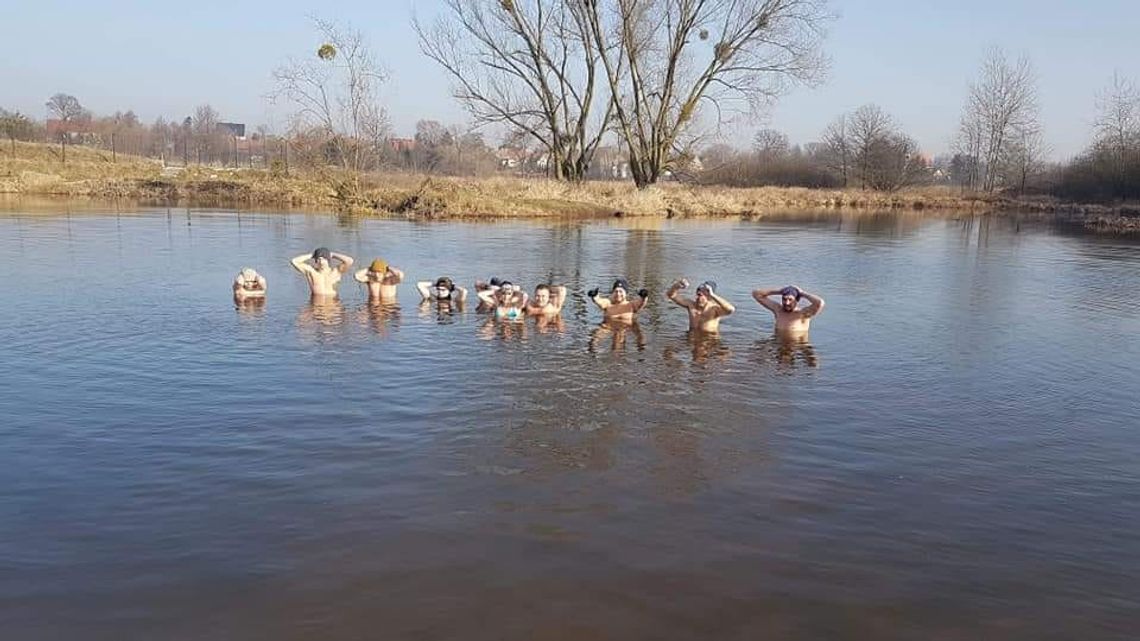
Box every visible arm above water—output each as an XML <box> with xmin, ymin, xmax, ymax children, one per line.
<box><xmin>709</xmin><ymin>290</ymin><xmax>735</xmax><ymax>316</ymax></box>
<box><xmin>752</xmin><ymin>288</ymin><xmax>781</xmax><ymax>313</ymax></box>
<box><xmin>666</xmin><ymin>279</ymin><xmax>692</xmax><ymax>309</ymax></box>
<box><xmin>797</xmin><ymin>288</ymin><xmax>825</xmax><ymax>317</ymax></box>
<box><xmin>291</xmin><ymin>254</ymin><xmax>314</xmax><ymax>274</ymax></box>
<box><xmin>476</xmin><ymin>287</ymin><xmax>497</xmax><ymax>307</ymax></box>
<box><xmin>331</xmin><ymin>252</ymin><xmax>354</xmax><ymax>273</ymax></box>
<box><xmin>353</xmin><ymin>269</ymin><xmax>369</xmax><ymax>284</ymax></box>
<box><xmin>551</xmin><ymin>285</ymin><xmax>568</xmax><ymax>312</ymax></box>
<box><xmin>416</xmin><ymin>281</ymin><xmax>434</xmax><ymax>300</ymax></box>
<box><xmin>453</xmin><ymin>286</ymin><xmax>469</xmax><ymax>303</ymax></box>
<box><xmin>385</xmin><ymin>267</ymin><xmax>405</xmax><ymax>285</ymax></box>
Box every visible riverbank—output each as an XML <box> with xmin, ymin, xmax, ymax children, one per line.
<box><xmin>2</xmin><ymin>140</ymin><xmax>1137</xmax><ymax>232</ymax></box>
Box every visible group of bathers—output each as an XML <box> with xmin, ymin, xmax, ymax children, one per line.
<box><xmin>232</xmin><ymin>247</ymin><xmax>826</xmax><ymax>335</ymax></box>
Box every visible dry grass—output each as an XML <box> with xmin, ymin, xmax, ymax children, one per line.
<box><xmin>3</xmin><ymin>140</ymin><xmax>1137</xmax><ymax>232</ymax></box>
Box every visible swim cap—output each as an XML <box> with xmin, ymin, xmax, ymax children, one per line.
<box><xmin>780</xmin><ymin>286</ymin><xmax>802</xmax><ymax>300</ymax></box>
<box><xmin>312</xmin><ymin>247</ymin><xmax>332</xmax><ymax>262</ymax></box>
<box><xmin>240</xmin><ymin>267</ymin><xmax>259</xmax><ymax>282</ymax></box>
<box><xmin>697</xmin><ymin>280</ymin><xmax>716</xmax><ymax>294</ymax></box>
<box><xmin>369</xmin><ymin>258</ymin><xmax>388</xmax><ymax>274</ymax></box>
<box><xmin>612</xmin><ymin>278</ymin><xmax>631</xmax><ymax>292</ymax></box>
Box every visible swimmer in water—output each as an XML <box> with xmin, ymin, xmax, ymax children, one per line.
<box><xmin>477</xmin><ymin>280</ymin><xmax>528</xmax><ymax>320</ymax></box>
<box><xmin>353</xmin><ymin>258</ymin><xmax>404</xmax><ymax>303</ymax></box>
<box><xmin>232</xmin><ymin>267</ymin><xmax>266</xmax><ymax>301</ymax></box>
<box><xmin>416</xmin><ymin>276</ymin><xmax>468</xmax><ymax>305</ymax></box>
<box><xmin>290</xmin><ymin>247</ymin><xmax>354</xmax><ymax>299</ymax></box>
<box><xmin>752</xmin><ymin>285</ymin><xmax>825</xmax><ymax>337</ymax></box>
<box><xmin>525</xmin><ymin>283</ymin><xmax>567</xmax><ymax>318</ymax></box>
<box><xmin>588</xmin><ymin>279</ymin><xmax>649</xmax><ymax>323</ymax></box>
<box><xmin>474</xmin><ymin>277</ymin><xmax>504</xmax><ymax>313</ymax></box>
<box><xmin>665</xmin><ymin>278</ymin><xmax>735</xmax><ymax>333</ymax></box>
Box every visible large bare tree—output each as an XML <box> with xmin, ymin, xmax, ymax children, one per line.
<box><xmin>582</xmin><ymin>0</ymin><xmax>831</xmax><ymax>187</ymax></box>
<box><xmin>1093</xmin><ymin>72</ymin><xmax>1140</xmax><ymax>188</ymax></box>
<box><xmin>957</xmin><ymin>48</ymin><xmax>1039</xmax><ymax>192</ymax></box>
<box><xmin>272</xmin><ymin>19</ymin><xmax>389</xmax><ymax>173</ymax></box>
<box><xmin>416</xmin><ymin>1</ymin><xmax>613</xmax><ymax>182</ymax></box>
<box><xmin>820</xmin><ymin>113</ymin><xmax>850</xmax><ymax>187</ymax></box>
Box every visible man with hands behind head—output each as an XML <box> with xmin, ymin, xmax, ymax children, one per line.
<box><xmin>752</xmin><ymin>285</ymin><xmax>825</xmax><ymax>337</ymax></box>
<box><xmin>290</xmin><ymin>247</ymin><xmax>354</xmax><ymax>299</ymax></box>
<box><xmin>666</xmin><ymin>278</ymin><xmax>735</xmax><ymax>333</ymax></box>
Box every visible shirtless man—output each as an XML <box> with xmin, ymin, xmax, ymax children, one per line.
<box><xmin>353</xmin><ymin>257</ymin><xmax>404</xmax><ymax>302</ymax></box>
<box><xmin>752</xmin><ymin>285</ymin><xmax>825</xmax><ymax>336</ymax></box>
<box><xmin>588</xmin><ymin>279</ymin><xmax>649</xmax><ymax>323</ymax></box>
<box><xmin>290</xmin><ymin>247</ymin><xmax>354</xmax><ymax>298</ymax></box>
<box><xmin>416</xmin><ymin>276</ymin><xmax>468</xmax><ymax>305</ymax></box>
<box><xmin>232</xmin><ymin>267</ymin><xmax>267</xmax><ymax>300</ymax></box>
<box><xmin>665</xmin><ymin>279</ymin><xmax>735</xmax><ymax>332</ymax></box>
<box><xmin>477</xmin><ymin>280</ymin><xmax>528</xmax><ymax>321</ymax></box>
<box><xmin>525</xmin><ymin>283</ymin><xmax>567</xmax><ymax>318</ymax></box>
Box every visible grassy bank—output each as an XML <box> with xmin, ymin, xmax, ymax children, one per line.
<box><xmin>2</xmin><ymin>140</ymin><xmax>1137</xmax><ymax>232</ymax></box>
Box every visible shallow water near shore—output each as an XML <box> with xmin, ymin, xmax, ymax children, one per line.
<box><xmin>1</xmin><ymin>206</ymin><xmax>1138</xmax><ymax>640</ymax></box>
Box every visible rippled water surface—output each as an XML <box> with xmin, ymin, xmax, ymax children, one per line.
<box><xmin>1</xmin><ymin>205</ymin><xmax>1138</xmax><ymax>640</ymax></box>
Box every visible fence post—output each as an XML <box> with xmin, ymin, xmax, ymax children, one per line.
<box><xmin>111</xmin><ymin>132</ymin><xmax>117</xmax><ymax>163</ymax></box>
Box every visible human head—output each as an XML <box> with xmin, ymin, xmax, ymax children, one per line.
<box><xmin>368</xmin><ymin>258</ymin><xmax>388</xmax><ymax>278</ymax></box>
<box><xmin>312</xmin><ymin>247</ymin><xmax>332</xmax><ymax>269</ymax></box>
<box><xmin>612</xmin><ymin>278</ymin><xmax>630</xmax><ymax>303</ymax></box>
<box><xmin>695</xmin><ymin>280</ymin><xmax>716</xmax><ymax>308</ymax></box>
<box><xmin>780</xmin><ymin>286</ymin><xmax>802</xmax><ymax>312</ymax></box>
<box><xmin>236</xmin><ymin>268</ymin><xmax>262</xmax><ymax>290</ymax></box>
<box><xmin>434</xmin><ymin>276</ymin><xmax>455</xmax><ymax>299</ymax></box>
<box><xmin>497</xmin><ymin>281</ymin><xmax>516</xmax><ymax>302</ymax></box>
<box><xmin>534</xmin><ymin>284</ymin><xmax>551</xmax><ymax>306</ymax></box>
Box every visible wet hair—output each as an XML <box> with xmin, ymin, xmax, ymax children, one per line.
<box><xmin>435</xmin><ymin>277</ymin><xmax>455</xmax><ymax>290</ymax></box>
<box><xmin>535</xmin><ymin>283</ymin><xmax>551</xmax><ymax>293</ymax></box>
<box><xmin>780</xmin><ymin>286</ymin><xmax>802</xmax><ymax>301</ymax></box>
<box><xmin>312</xmin><ymin>247</ymin><xmax>332</xmax><ymax>262</ymax></box>
<box><xmin>612</xmin><ymin>278</ymin><xmax>631</xmax><ymax>292</ymax></box>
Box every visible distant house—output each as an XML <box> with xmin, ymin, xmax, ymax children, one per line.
<box><xmin>496</xmin><ymin>146</ymin><xmax>528</xmax><ymax>169</ymax></box>
<box><xmin>388</xmin><ymin>138</ymin><xmax>416</xmax><ymax>153</ymax></box>
<box><xmin>45</xmin><ymin>118</ymin><xmax>97</xmax><ymax>143</ymax></box>
<box><xmin>216</xmin><ymin>122</ymin><xmax>246</xmax><ymax>139</ymax></box>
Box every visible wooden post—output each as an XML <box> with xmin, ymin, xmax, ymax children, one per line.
<box><xmin>61</xmin><ymin>137</ymin><xmax>66</xmax><ymax>164</ymax></box>
<box><xmin>111</xmin><ymin>132</ymin><xmax>117</xmax><ymax>163</ymax></box>
<box><xmin>284</xmin><ymin>140</ymin><xmax>289</xmax><ymax>175</ymax></box>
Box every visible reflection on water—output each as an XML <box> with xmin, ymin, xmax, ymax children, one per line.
<box><xmin>1</xmin><ymin>207</ymin><xmax>1139</xmax><ymax>641</ymax></box>
<box><xmin>754</xmin><ymin>334</ymin><xmax>821</xmax><ymax>370</ymax></box>
<box><xmin>588</xmin><ymin>320</ymin><xmax>647</xmax><ymax>354</ymax></box>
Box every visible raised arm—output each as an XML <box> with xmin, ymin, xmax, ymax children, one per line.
<box><xmin>291</xmin><ymin>254</ymin><xmax>314</xmax><ymax>274</ymax></box>
<box><xmin>587</xmin><ymin>288</ymin><xmax>610</xmax><ymax>310</ymax></box>
<box><xmin>476</xmin><ymin>287</ymin><xmax>497</xmax><ymax>307</ymax></box>
<box><xmin>453</xmin><ymin>286</ymin><xmax>468</xmax><ymax>303</ymax></box>
<box><xmin>331</xmin><ymin>252</ymin><xmax>354</xmax><ymax>273</ymax></box>
<box><xmin>666</xmin><ymin>279</ymin><xmax>692</xmax><ymax>309</ymax></box>
<box><xmin>385</xmin><ymin>267</ymin><xmax>405</xmax><ymax>285</ymax></box>
<box><xmin>353</xmin><ymin>269</ymin><xmax>369</xmax><ymax>283</ymax></box>
<box><xmin>797</xmin><ymin>287</ymin><xmax>825</xmax><ymax>317</ymax></box>
<box><xmin>633</xmin><ymin>288</ymin><xmax>651</xmax><ymax>313</ymax></box>
<box><xmin>709</xmin><ymin>290</ymin><xmax>735</xmax><ymax>316</ymax></box>
<box><xmin>416</xmin><ymin>281</ymin><xmax>433</xmax><ymax>300</ymax></box>
<box><xmin>551</xmin><ymin>285</ymin><xmax>568</xmax><ymax>311</ymax></box>
<box><xmin>752</xmin><ymin>288</ymin><xmax>781</xmax><ymax>313</ymax></box>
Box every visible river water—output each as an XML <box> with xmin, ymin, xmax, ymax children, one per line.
<box><xmin>1</xmin><ymin>205</ymin><xmax>1138</xmax><ymax>640</ymax></box>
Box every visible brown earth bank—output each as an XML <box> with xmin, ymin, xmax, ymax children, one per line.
<box><xmin>2</xmin><ymin>140</ymin><xmax>1137</xmax><ymax>233</ymax></box>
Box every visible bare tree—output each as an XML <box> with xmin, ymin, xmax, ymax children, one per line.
<box><xmin>582</xmin><ymin>0</ymin><xmax>831</xmax><ymax>188</ymax></box>
<box><xmin>416</xmin><ymin>1</ymin><xmax>612</xmax><ymax>181</ymax></box>
<box><xmin>753</xmin><ymin>128</ymin><xmax>790</xmax><ymax>158</ymax></box>
<box><xmin>821</xmin><ymin>113</ymin><xmax>851</xmax><ymax>187</ymax></box>
<box><xmin>957</xmin><ymin>48</ymin><xmax>1038</xmax><ymax>192</ymax></box>
<box><xmin>45</xmin><ymin>93</ymin><xmax>89</xmax><ymax>123</ymax></box>
<box><xmin>1001</xmin><ymin>126</ymin><xmax>1048</xmax><ymax>195</ymax></box>
<box><xmin>271</xmin><ymin>18</ymin><xmax>390</xmax><ymax>173</ymax></box>
<box><xmin>848</xmin><ymin>104</ymin><xmax>893</xmax><ymax>189</ymax></box>
<box><xmin>1093</xmin><ymin>72</ymin><xmax>1140</xmax><ymax>189</ymax></box>
<box><xmin>192</xmin><ymin>104</ymin><xmax>220</xmax><ymax>163</ymax></box>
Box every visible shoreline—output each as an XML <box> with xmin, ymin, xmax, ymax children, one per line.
<box><xmin>2</xmin><ymin>142</ymin><xmax>1137</xmax><ymax>233</ymax></box>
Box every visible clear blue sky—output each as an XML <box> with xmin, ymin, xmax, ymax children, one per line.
<box><xmin>1</xmin><ymin>0</ymin><xmax>1136</xmax><ymax>158</ymax></box>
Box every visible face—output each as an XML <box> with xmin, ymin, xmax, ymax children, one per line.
<box><xmin>435</xmin><ymin>285</ymin><xmax>451</xmax><ymax>299</ymax></box>
<box><xmin>612</xmin><ymin>287</ymin><xmax>628</xmax><ymax>303</ymax></box>
<box><xmin>782</xmin><ymin>295</ymin><xmax>798</xmax><ymax>312</ymax></box>
<box><xmin>535</xmin><ymin>288</ymin><xmax>550</xmax><ymax>306</ymax></box>
<box><xmin>314</xmin><ymin>257</ymin><xmax>329</xmax><ymax>270</ymax></box>
<box><xmin>695</xmin><ymin>289</ymin><xmax>710</xmax><ymax>308</ymax></box>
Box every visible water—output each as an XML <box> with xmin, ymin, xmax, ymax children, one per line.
<box><xmin>1</xmin><ymin>205</ymin><xmax>1138</xmax><ymax>640</ymax></box>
